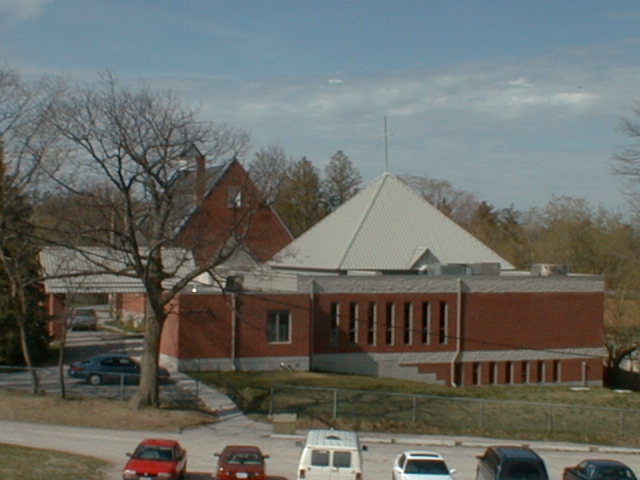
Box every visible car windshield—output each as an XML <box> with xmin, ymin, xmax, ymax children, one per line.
<box><xmin>226</xmin><ymin>452</ymin><xmax>261</xmax><ymax>464</ymax></box>
<box><xmin>405</xmin><ymin>460</ymin><xmax>449</xmax><ymax>475</ymax></box>
<box><xmin>596</xmin><ymin>467</ymin><xmax>636</xmax><ymax>480</ymax></box>
<box><xmin>134</xmin><ymin>446</ymin><xmax>175</xmax><ymax>461</ymax></box>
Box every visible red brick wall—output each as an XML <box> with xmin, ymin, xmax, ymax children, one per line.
<box><xmin>161</xmin><ymin>292</ymin><xmax>311</xmax><ymax>360</ymax></box>
<box><xmin>176</xmin><ymin>161</ymin><xmax>292</xmax><ymax>264</ymax></box>
<box><xmin>462</xmin><ymin>291</ymin><xmax>603</xmax><ymax>351</ymax></box>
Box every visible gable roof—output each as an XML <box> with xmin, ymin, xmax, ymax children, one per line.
<box><xmin>269</xmin><ymin>172</ymin><xmax>514</xmax><ymax>272</ymax></box>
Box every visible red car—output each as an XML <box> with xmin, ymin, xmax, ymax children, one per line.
<box><xmin>123</xmin><ymin>438</ymin><xmax>187</xmax><ymax>480</ymax></box>
<box><xmin>215</xmin><ymin>445</ymin><xmax>269</xmax><ymax>480</ymax></box>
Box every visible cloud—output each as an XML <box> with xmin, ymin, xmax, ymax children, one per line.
<box><xmin>0</xmin><ymin>0</ymin><xmax>50</xmax><ymax>25</ymax></box>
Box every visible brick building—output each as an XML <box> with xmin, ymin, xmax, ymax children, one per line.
<box><xmin>159</xmin><ymin>173</ymin><xmax>604</xmax><ymax>387</ymax></box>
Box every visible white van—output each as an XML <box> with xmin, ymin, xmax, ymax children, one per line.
<box><xmin>296</xmin><ymin>429</ymin><xmax>366</xmax><ymax>480</ymax></box>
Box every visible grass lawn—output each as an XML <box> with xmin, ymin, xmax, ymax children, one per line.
<box><xmin>0</xmin><ymin>442</ymin><xmax>108</xmax><ymax>480</ymax></box>
<box><xmin>190</xmin><ymin>370</ymin><xmax>640</xmax><ymax>408</ymax></box>
<box><xmin>0</xmin><ymin>389</ymin><xmax>216</xmax><ymax>430</ymax></box>
<box><xmin>190</xmin><ymin>370</ymin><xmax>640</xmax><ymax>446</ymax></box>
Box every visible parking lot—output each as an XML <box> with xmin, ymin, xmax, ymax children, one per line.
<box><xmin>2</xmin><ymin>329</ymin><xmax>640</xmax><ymax>480</ymax></box>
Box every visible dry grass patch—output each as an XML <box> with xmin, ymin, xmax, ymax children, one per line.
<box><xmin>0</xmin><ymin>442</ymin><xmax>108</xmax><ymax>480</ymax></box>
<box><xmin>0</xmin><ymin>390</ymin><xmax>216</xmax><ymax>431</ymax></box>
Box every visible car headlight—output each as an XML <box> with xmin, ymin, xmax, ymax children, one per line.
<box><xmin>122</xmin><ymin>469</ymin><xmax>138</xmax><ymax>480</ymax></box>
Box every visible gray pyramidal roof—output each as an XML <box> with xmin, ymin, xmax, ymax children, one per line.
<box><xmin>270</xmin><ymin>172</ymin><xmax>514</xmax><ymax>272</ymax></box>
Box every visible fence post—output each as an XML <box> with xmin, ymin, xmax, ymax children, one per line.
<box><xmin>333</xmin><ymin>389</ymin><xmax>338</xmax><ymax>421</ymax></box>
<box><xmin>548</xmin><ymin>404</ymin><xmax>553</xmax><ymax>433</ymax></box>
<box><xmin>269</xmin><ymin>386</ymin><xmax>274</xmax><ymax>416</ymax></box>
<box><xmin>479</xmin><ymin>400</ymin><xmax>484</xmax><ymax>429</ymax></box>
<box><xmin>120</xmin><ymin>374</ymin><xmax>125</xmax><ymax>401</ymax></box>
<box><xmin>412</xmin><ymin>395</ymin><xmax>417</xmax><ymax>423</ymax></box>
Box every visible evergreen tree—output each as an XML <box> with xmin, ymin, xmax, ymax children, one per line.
<box><xmin>0</xmin><ymin>141</ymin><xmax>49</xmax><ymax>367</ymax></box>
<box><xmin>274</xmin><ymin>157</ymin><xmax>327</xmax><ymax>237</ymax></box>
<box><xmin>322</xmin><ymin>150</ymin><xmax>362</xmax><ymax>212</ymax></box>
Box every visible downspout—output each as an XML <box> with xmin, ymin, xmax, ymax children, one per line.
<box><xmin>231</xmin><ymin>292</ymin><xmax>237</xmax><ymax>371</ymax></box>
<box><xmin>450</xmin><ymin>278</ymin><xmax>464</xmax><ymax>386</ymax></box>
<box><xmin>309</xmin><ymin>280</ymin><xmax>316</xmax><ymax>371</ymax></box>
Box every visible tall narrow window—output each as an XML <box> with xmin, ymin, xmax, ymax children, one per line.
<box><xmin>403</xmin><ymin>301</ymin><xmax>412</xmax><ymax>345</ymax></box>
<box><xmin>421</xmin><ymin>301</ymin><xmax>430</xmax><ymax>344</ymax></box>
<box><xmin>537</xmin><ymin>360</ymin><xmax>545</xmax><ymax>383</ymax></box>
<box><xmin>348</xmin><ymin>302</ymin><xmax>358</xmax><ymax>345</ymax></box>
<box><xmin>267</xmin><ymin>310</ymin><xmax>290</xmax><ymax>343</ymax></box>
<box><xmin>521</xmin><ymin>361</ymin><xmax>529</xmax><ymax>384</ymax></box>
<box><xmin>472</xmin><ymin>362</ymin><xmax>481</xmax><ymax>385</ymax></box>
<box><xmin>367</xmin><ymin>302</ymin><xmax>376</xmax><ymax>346</ymax></box>
<box><xmin>330</xmin><ymin>302</ymin><xmax>340</xmax><ymax>347</ymax></box>
<box><xmin>438</xmin><ymin>301</ymin><xmax>448</xmax><ymax>345</ymax></box>
<box><xmin>385</xmin><ymin>302</ymin><xmax>394</xmax><ymax>345</ymax></box>
<box><xmin>489</xmin><ymin>362</ymin><xmax>497</xmax><ymax>384</ymax></box>
<box><xmin>552</xmin><ymin>360</ymin><xmax>561</xmax><ymax>382</ymax></box>
<box><xmin>505</xmin><ymin>361</ymin><xmax>513</xmax><ymax>384</ymax></box>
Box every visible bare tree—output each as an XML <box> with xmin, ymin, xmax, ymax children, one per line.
<box><xmin>248</xmin><ymin>144</ymin><xmax>293</xmax><ymax>204</ymax></box>
<box><xmin>45</xmin><ymin>73</ymin><xmax>250</xmax><ymax>408</ymax></box>
<box><xmin>400</xmin><ymin>174</ymin><xmax>481</xmax><ymax>227</ymax></box>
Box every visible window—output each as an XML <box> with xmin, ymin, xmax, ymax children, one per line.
<box><xmin>552</xmin><ymin>360</ymin><xmax>561</xmax><ymax>382</ymax></box>
<box><xmin>367</xmin><ymin>302</ymin><xmax>376</xmax><ymax>345</ymax></box>
<box><xmin>438</xmin><ymin>302</ymin><xmax>448</xmax><ymax>345</ymax></box>
<box><xmin>385</xmin><ymin>302</ymin><xmax>395</xmax><ymax>345</ymax></box>
<box><xmin>421</xmin><ymin>302</ymin><xmax>430</xmax><ymax>344</ymax></box>
<box><xmin>267</xmin><ymin>310</ymin><xmax>290</xmax><ymax>343</ymax></box>
<box><xmin>537</xmin><ymin>360</ymin><xmax>545</xmax><ymax>383</ymax></box>
<box><xmin>473</xmin><ymin>362</ymin><xmax>481</xmax><ymax>385</ymax></box>
<box><xmin>521</xmin><ymin>361</ymin><xmax>529</xmax><ymax>384</ymax></box>
<box><xmin>311</xmin><ymin>450</ymin><xmax>330</xmax><ymax>467</ymax></box>
<box><xmin>227</xmin><ymin>188</ymin><xmax>242</xmax><ymax>208</ymax></box>
<box><xmin>330</xmin><ymin>302</ymin><xmax>340</xmax><ymax>347</ymax></box>
<box><xmin>403</xmin><ymin>301</ymin><xmax>412</xmax><ymax>345</ymax></box>
<box><xmin>489</xmin><ymin>362</ymin><xmax>497</xmax><ymax>384</ymax></box>
<box><xmin>333</xmin><ymin>451</ymin><xmax>352</xmax><ymax>468</ymax></box>
<box><xmin>348</xmin><ymin>302</ymin><xmax>358</xmax><ymax>345</ymax></box>
<box><xmin>505</xmin><ymin>361</ymin><xmax>513</xmax><ymax>384</ymax></box>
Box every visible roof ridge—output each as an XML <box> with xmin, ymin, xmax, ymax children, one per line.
<box><xmin>336</xmin><ymin>173</ymin><xmax>389</xmax><ymax>269</ymax></box>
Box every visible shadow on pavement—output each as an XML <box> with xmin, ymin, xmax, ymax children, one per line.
<box><xmin>186</xmin><ymin>473</ymin><xmax>215</xmax><ymax>480</ymax></box>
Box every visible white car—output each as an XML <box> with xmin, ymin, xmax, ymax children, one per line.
<box><xmin>392</xmin><ymin>451</ymin><xmax>455</xmax><ymax>480</ymax></box>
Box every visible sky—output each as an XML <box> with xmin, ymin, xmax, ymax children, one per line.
<box><xmin>2</xmin><ymin>0</ymin><xmax>640</xmax><ymax>214</ymax></box>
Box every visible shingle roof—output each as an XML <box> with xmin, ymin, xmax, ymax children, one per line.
<box><xmin>270</xmin><ymin>173</ymin><xmax>513</xmax><ymax>272</ymax></box>
<box><xmin>40</xmin><ymin>246</ymin><xmax>200</xmax><ymax>293</ymax></box>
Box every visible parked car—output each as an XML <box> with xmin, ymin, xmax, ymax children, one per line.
<box><xmin>215</xmin><ymin>445</ymin><xmax>269</xmax><ymax>480</ymax></box>
<box><xmin>393</xmin><ymin>451</ymin><xmax>456</xmax><ymax>480</ymax></box>
<box><xmin>68</xmin><ymin>353</ymin><xmax>170</xmax><ymax>385</ymax></box>
<box><xmin>67</xmin><ymin>308</ymin><xmax>98</xmax><ymax>330</ymax></box>
<box><xmin>563</xmin><ymin>460</ymin><xmax>637</xmax><ymax>480</ymax></box>
<box><xmin>123</xmin><ymin>438</ymin><xmax>187</xmax><ymax>480</ymax></box>
<box><xmin>476</xmin><ymin>446</ymin><xmax>548</xmax><ymax>480</ymax></box>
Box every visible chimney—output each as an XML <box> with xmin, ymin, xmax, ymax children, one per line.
<box><xmin>195</xmin><ymin>154</ymin><xmax>205</xmax><ymax>207</ymax></box>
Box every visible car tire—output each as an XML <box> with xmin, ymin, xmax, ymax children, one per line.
<box><xmin>88</xmin><ymin>374</ymin><xmax>102</xmax><ymax>385</ymax></box>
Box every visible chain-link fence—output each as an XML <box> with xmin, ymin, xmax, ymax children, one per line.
<box><xmin>269</xmin><ymin>384</ymin><xmax>640</xmax><ymax>441</ymax></box>
<box><xmin>0</xmin><ymin>365</ymin><xmax>200</xmax><ymax>407</ymax></box>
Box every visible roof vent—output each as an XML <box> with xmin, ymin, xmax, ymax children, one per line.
<box><xmin>530</xmin><ymin>264</ymin><xmax>568</xmax><ymax>276</ymax></box>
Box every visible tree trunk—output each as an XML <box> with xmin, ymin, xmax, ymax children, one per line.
<box><xmin>16</xmin><ymin>313</ymin><xmax>41</xmax><ymax>394</ymax></box>
<box><xmin>129</xmin><ymin>296</ymin><xmax>164</xmax><ymax>409</ymax></box>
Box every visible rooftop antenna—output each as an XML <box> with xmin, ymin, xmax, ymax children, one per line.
<box><xmin>383</xmin><ymin>116</ymin><xmax>392</xmax><ymax>172</ymax></box>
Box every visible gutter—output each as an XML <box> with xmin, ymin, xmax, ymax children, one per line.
<box><xmin>450</xmin><ymin>278</ymin><xmax>464</xmax><ymax>386</ymax></box>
